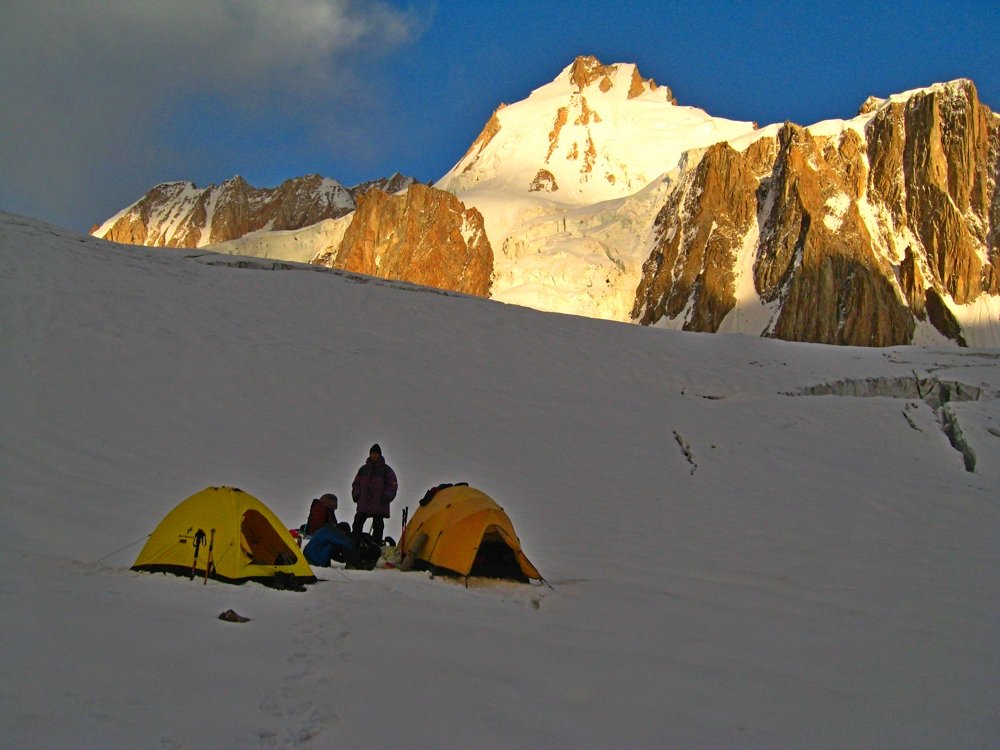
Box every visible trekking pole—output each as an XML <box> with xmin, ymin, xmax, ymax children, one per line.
<box><xmin>204</xmin><ymin>529</ymin><xmax>215</xmax><ymax>585</ymax></box>
<box><xmin>190</xmin><ymin>529</ymin><xmax>206</xmax><ymax>579</ymax></box>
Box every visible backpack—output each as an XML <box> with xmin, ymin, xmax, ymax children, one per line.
<box><xmin>347</xmin><ymin>533</ymin><xmax>382</xmax><ymax>571</ymax></box>
<box><xmin>419</xmin><ymin>481</ymin><xmax>468</xmax><ymax>506</ymax></box>
<box><xmin>305</xmin><ymin>499</ymin><xmax>333</xmax><ymax>536</ymax></box>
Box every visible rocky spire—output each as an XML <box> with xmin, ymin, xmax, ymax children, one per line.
<box><xmin>567</xmin><ymin>55</ymin><xmax>675</xmax><ymax>102</ymax></box>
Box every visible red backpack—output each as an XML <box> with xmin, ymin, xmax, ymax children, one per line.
<box><xmin>305</xmin><ymin>499</ymin><xmax>332</xmax><ymax>535</ymax></box>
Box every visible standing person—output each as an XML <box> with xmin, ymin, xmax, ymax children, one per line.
<box><xmin>351</xmin><ymin>443</ymin><xmax>398</xmax><ymax>543</ymax></box>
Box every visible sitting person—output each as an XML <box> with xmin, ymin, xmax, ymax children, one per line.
<box><xmin>303</xmin><ymin>520</ymin><xmax>356</xmax><ymax>566</ymax></box>
<box><xmin>302</xmin><ymin>492</ymin><xmax>384</xmax><ymax>569</ymax></box>
<box><xmin>304</xmin><ymin>493</ymin><xmax>339</xmax><ymax>536</ymax></box>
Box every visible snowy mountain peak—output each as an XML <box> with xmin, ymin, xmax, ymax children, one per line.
<box><xmin>888</xmin><ymin>77</ymin><xmax>979</xmax><ymax>104</ymax></box>
<box><xmin>436</xmin><ymin>56</ymin><xmax>755</xmax><ymax>210</ymax></box>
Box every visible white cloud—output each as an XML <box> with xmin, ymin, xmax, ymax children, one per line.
<box><xmin>0</xmin><ymin>0</ymin><xmax>425</xmax><ymax>229</ymax></box>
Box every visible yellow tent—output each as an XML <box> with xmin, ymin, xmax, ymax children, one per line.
<box><xmin>132</xmin><ymin>486</ymin><xmax>316</xmax><ymax>587</ymax></box>
<box><xmin>398</xmin><ymin>484</ymin><xmax>541</xmax><ymax>582</ymax></box>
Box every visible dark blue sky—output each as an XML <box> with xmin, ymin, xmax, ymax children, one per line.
<box><xmin>2</xmin><ymin>0</ymin><xmax>997</xmax><ymax>231</ymax></box>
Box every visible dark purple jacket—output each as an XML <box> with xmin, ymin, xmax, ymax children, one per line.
<box><xmin>352</xmin><ymin>457</ymin><xmax>398</xmax><ymax>517</ymax></box>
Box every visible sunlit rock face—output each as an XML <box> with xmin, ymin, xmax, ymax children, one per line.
<box><xmin>313</xmin><ymin>183</ymin><xmax>494</xmax><ymax>298</ymax></box>
<box><xmin>93</xmin><ymin>173</ymin><xmax>413</xmax><ymax>249</ymax></box>
<box><xmin>865</xmin><ymin>80</ymin><xmax>997</xmax><ymax>304</ymax></box>
<box><xmin>633</xmin><ymin>140</ymin><xmax>766</xmax><ymax>333</ymax></box>
<box><xmin>633</xmin><ymin>80</ymin><xmax>1000</xmax><ymax>347</ymax></box>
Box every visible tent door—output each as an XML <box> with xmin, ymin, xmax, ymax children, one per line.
<box><xmin>241</xmin><ymin>510</ymin><xmax>298</xmax><ymax>565</ymax></box>
<box><xmin>469</xmin><ymin>529</ymin><xmax>528</xmax><ymax>582</ymax></box>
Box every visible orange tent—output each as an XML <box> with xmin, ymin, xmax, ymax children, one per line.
<box><xmin>398</xmin><ymin>484</ymin><xmax>541</xmax><ymax>582</ymax></box>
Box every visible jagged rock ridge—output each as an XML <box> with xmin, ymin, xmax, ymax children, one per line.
<box><xmin>93</xmin><ymin>173</ymin><xmax>414</xmax><ymax>249</ymax></box>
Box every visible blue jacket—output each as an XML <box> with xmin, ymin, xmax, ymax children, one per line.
<box><xmin>303</xmin><ymin>524</ymin><xmax>356</xmax><ymax>567</ymax></box>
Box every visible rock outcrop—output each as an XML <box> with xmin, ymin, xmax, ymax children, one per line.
<box><xmin>568</xmin><ymin>54</ymin><xmax>674</xmax><ymax>103</ymax></box>
<box><xmin>633</xmin><ymin>80</ymin><xmax>1000</xmax><ymax>346</ymax></box>
<box><xmin>313</xmin><ymin>183</ymin><xmax>493</xmax><ymax>297</ymax></box>
<box><xmin>529</xmin><ymin>169</ymin><xmax>559</xmax><ymax>192</ymax></box>
<box><xmin>866</xmin><ymin>80</ymin><xmax>996</xmax><ymax>304</ymax></box>
<box><xmin>93</xmin><ymin>173</ymin><xmax>414</xmax><ymax>249</ymax></box>
<box><xmin>634</xmin><ymin>140</ymin><xmax>769</xmax><ymax>332</ymax></box>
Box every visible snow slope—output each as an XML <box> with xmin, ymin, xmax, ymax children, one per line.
<box><xmin>207</xmin><ymin>216</ymin><xmax>351</xmax><ymax>266</ymax></box>
<box><xmin>2</xmin><ymin>212</ymin><xmax>999</xmax><ymax>748</ymax></box>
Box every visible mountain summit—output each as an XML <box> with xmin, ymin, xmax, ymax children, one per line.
<box><xmin>566</xmin><ymin>54</ymin><xmax>674</xmax><ymax>100</ymax></box>
<box><xmin>436</xmin><ymin>55</ymin><xmax>753</xmax><ymax>211</ymax></box>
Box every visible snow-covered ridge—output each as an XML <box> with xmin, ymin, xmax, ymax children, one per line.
<box><xmin>93</xmin><ymin>180</ymin><xmax>201</xmax><ymax>238</ymax></box>
<box><xmin>432</xmin><ymin>56</ymin><xmax>766</xmax><ymax>319</ymax></box>
<box><xmin>93</xmin><ymin>173</ymin><xmax>411</xmax><ymax>249</ymax></box>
